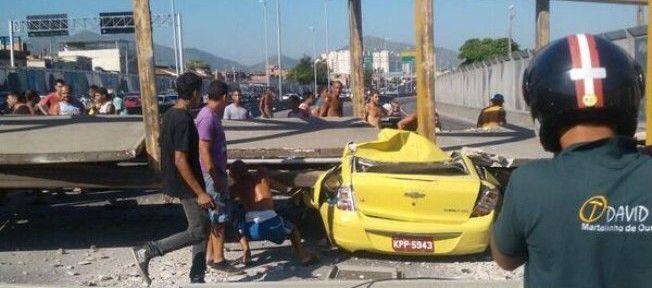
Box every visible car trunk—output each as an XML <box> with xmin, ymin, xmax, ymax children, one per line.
<box><xmin>351</xmin><ymin>159</ymin><xmax>480</xmax><ymax>224</ymax></box>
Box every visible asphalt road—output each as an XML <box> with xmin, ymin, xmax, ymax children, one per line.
<box><xmin>0</xmin><ymin>189</ymin><xmax>521</xmax><ymax>287</ymax></box>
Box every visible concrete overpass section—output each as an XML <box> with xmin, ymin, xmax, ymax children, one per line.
<box><xmin>0</xmin><ymin>112</ymin><xmax>548</xmax><ymax>189</ymax></box>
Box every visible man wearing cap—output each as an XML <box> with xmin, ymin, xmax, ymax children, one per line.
<box><xmin>491</xmin><ymin>34</ymin><xmax>652</xmax><ymax>287</ymax></box>
<box><xmin>476</xmin><ymin>93</ymin><xmax>506</xmax><ymax>129</ymax></box>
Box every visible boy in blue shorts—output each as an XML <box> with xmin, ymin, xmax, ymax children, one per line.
<box><xmin>229</xmin><ymin>160</ymin><xmax>318</xmax><ymax>266</ymax></box>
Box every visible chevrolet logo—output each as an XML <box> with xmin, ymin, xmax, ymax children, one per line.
<box><xmin>404</xmin><ymin>191</ymin><xmax>426</xmax><ymax>199</ymax></box>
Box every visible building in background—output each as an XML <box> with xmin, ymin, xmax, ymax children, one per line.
<box><xmin>371</xmin><ymin>50</ymin><xmax>401</xmax><ymax>74</ymax></box>
<box><xmin>57</xmin><ymin>40</ymin><xmax>136</xmax><ymax>73</ymax></box>
<box><xmin>26</xmin><ymin>55</ymin><xmax>92</xmax><ymax>70</ymax></box>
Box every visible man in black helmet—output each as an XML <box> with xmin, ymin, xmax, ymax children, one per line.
<box><xmin>491</xmin><ymin>34</ymin><xmax>652</xmax><ymax>287</ymax></box>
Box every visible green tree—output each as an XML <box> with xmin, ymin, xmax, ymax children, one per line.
<box><xmin>458</xmin><ymin>37</ymin><xmax>520</xmax><ymax>65</ymax></box>
<box><xmin>186</xmin><ymin>59</ymin><xmax>210</xmax><ymax>70</ymax></box>
<box><xmin>286</xmin><ymin>56</ymin><xmax>314</xmax><ymax>85</ymax></box>
<box><xmin>287</xmin><ymin>56</ymin><xmax>329</xmax><ymax>86</ymax></box>
<box><xmin>364</xmin><ymin>67</ymin><xmax>373</xmax><ymax>87</ymax></box>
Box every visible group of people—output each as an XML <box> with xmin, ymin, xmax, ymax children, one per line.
<box><xmin>131</xmin><ymin>73</ymin><xmax>317</xmax><ymax>286</ymax></box>
<box><xmin>2</xmin><ymin>79</ymin><xmax>125</xmax><ymax>116</ymax></box>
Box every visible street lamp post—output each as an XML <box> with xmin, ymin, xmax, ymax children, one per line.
<box><xmin>309</xmin><ymin>26</ymin><xmax>317</xmax><ymax>94</ymax></box>
<box><xmin>508</xmin><ymin>5</ymin><xmax>515</xmax><ymax>58</ymax></box>
<box><xmin>275</xmin><ymin>0</ymin><xmax>283</xmax><ymax>97</ymax></box>
<box><xmin>323</xmin><ymin>0</ymin><xmax>331</xmax><ymax>87</ymax></box>
<box><xmin>171</xmin><ymin>0</ymin><xmax>179</xmax><ymax>75</ymax></box>
<box><xmin>260</xmin><ymin>0</ymin><xmax>270</xmax><ymax>87</ymax></box>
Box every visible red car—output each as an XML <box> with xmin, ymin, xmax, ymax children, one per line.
<box><xmin>123</xmin><ymin>92</ymin><xmax>141</xmax><ymax>115</ymax></box>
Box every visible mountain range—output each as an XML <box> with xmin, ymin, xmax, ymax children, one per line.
<box><xmin>24</xmin><ymin>31</ymin><xmax>459</xmax><ymax>72</ymax></box>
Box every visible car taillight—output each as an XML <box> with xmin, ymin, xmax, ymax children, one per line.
<box><xmin>336</xmin><ymin>186</ymin><xmax>356</xmax><ymax>211</ymax></box>
<box><xmin>471</xmin><ymin>186</ymin><xmax>500</xmax><ymax>217</ymax></box>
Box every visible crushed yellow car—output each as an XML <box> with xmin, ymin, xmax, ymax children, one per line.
<box><xmin>309</xmin><ymin>129</ymin><xmax>501</xmax><ymax>256</ymax></box>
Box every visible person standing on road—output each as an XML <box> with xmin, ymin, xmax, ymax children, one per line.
<box><xmin>363</xmin><ymin>90</ymin><xmax>385</xmax><ymax>128</ymax></box>
<box><xmin>51</xmin><ymin>85</ymin><xmax>82</xmax><ymax>116</ymax></box>
<box><xmin>92</xmin><ymin>87</ymin><xmax>115</xmax><ymax>115</ymax></box>
<box><xmin>6</xmin><ymin>91</ymin><xmax>33</xmax><ymax>115</ymax></box>
<box><xmin>491</xmin><ymin>34</ymin><xmax>652</xmax><ymax>287</ymax></box>
<box><xmin>319</xmin><ymin>80</ymin><xmax>343</xmax><ymax>117</ymax></box>
<box><xmin>259</xmin><ymin>88</ymin><xmax>274</xmax><ymax>118</ymax></box>
<box><xmin>131</xmin><ymin>72</ymin><xmax>214</xmax><ymax>285</ymax></box>
<box><xmin>311</xmin><ymin>85</ymin><xmax>327</xmax><ymax>117</ymax></box>
<box><xmin>36</xmin><ymin>79</ymin><xmax>65</xmax><ymax>115</ymax></box>
<box><xmin>224</xmin><ymin>89</ymin><xmax>252</xmax><ymax>120</ymax></box>
<box><xmin>476</xmin><ymin>93</ymin><xmax>506</xmax><ymax>129</ymax></box>
<box><xmin>195</xmin><ymin>80</ymin><xmax>243</xmax><ymax>275</ymax></box>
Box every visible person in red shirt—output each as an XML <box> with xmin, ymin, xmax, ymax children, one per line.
<box><xmin>36</xmin><ymin>79</ymin><xmax>65</xmax><ymax>115</ymax></box>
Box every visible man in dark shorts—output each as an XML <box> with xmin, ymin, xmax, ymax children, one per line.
<box><xmin>131</xmin><ymin>72</ymin><xmax>214</xmax><ymax>285</ymax></box>
<box><xmin>491</xmin><ymin>34</ymin><xmax>652</xmax><ymax>287</ymax></box>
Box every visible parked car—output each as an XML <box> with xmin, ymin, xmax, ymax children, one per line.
<box><xmin>308</xmin><ymin>129</ymin><xmax>501</xmax><ymax>256</ymax></box>
<box><xmin>123</xmin><ymin>91</ymin><xmax>142</xmax><ymax>115</ymax></box>
<box><xmin>157</xmin><ymin>93</ymin><xmax>177</xmax><ymax>113</ymax></box>
<box><xmin>281</xmin><ymin>93</ymin><xmax>300</xmax><ymax>102</ymax></box>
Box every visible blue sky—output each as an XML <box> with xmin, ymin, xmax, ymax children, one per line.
<box><xmin>0</xmin><ymin>0</ymin><xmax>643</xmax><ymax>65</ymax></box>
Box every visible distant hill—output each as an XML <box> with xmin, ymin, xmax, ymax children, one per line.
<box><xmin>154</xmin><ymin>46</ymin><xmax>246</xmax><ymax>71</ymax></box>
<box><xmin>340</xmin><ymin>35</ymin><xmax>461</xmax><ymax>69</ymax></box>
<box><xmin>248</xmin><ymin>55</ymin><xmax>299</xmax><ymax>72</ymax></box>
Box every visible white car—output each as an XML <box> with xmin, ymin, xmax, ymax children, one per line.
<box><xmin>281</xmin><ymin>93</ymin><xmax>300</xmax><ymax>101</ymax></box>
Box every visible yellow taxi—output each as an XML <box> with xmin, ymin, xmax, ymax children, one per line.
<box><xmin>307</xmin><ymin>129</ymin><xmax>501</xmax><ymax>256</ymax></box>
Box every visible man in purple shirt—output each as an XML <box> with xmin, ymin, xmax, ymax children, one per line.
<box><xmin>195</xmin><ymin>80</ymin><xmax>242</xmax><ymax>274</ymax></box>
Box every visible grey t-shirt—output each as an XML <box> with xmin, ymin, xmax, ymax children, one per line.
<box><xmin>223</xmin><ymin>104</ymin><xmax>252</xmax><ymax>120</ymax></box>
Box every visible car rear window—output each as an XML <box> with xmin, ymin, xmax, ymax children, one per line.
<box><xmin>354</xmin><ymin>157</ymin><xmax>468</xmax><ymax>176</ymax></box>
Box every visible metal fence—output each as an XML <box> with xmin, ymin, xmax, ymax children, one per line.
<box><xmin>0</xmin><ymin>67</ymin><xmax>175</xmax><ymax>96</ymax></box>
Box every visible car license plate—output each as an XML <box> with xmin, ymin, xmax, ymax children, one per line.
<box><xmin>392</xmin><ymin>236</ymin><xmax>434</xmax><ymax>252</ymax></box>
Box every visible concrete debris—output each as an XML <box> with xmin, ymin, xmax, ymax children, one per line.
<box><xmin>97</xmin><ymin>275</ymin><xmax>112</xmax><ymax>281</ymax></box>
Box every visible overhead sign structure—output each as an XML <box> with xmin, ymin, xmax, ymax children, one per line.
<box><xmin>100</xmin><ymin>12</ymin><xmax>135</xmax><ymax>34</ymax></box>
<box><xmin>26</xmin><ymin>14</ymin><xmax>69</xmax><ymax>37</ymax></box>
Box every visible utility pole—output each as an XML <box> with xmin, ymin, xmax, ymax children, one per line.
<box><xmin>260</xmin><ymin>0</ymin><xmax>270</xmax><ymax>86</ymax></box>
<box><xmin>8</xmin><ymin>20</ymin><xmax>15</xmax><ymax>68</ymax></box>
<box><xmin>171</xmin><ymin>0</ymin><xmax>179</xmax><ymax>75</ymax></box>
<box><xmin>415</xmin><ymin>0</ymin><xmax>437</xmax><ymax>142</ymax></box>
<box><xmin>176</xmin><ymin>13</ymin><xmax>185</xmax><ymax>72</ymax></box>
<box><xmin>133</xmin><ymin>0</ymin><xmax>161</xmax><ymax>171</ymax></box>
<box><xmin>535</xmin><ymin>0</ymin><xmax>550</xmax><ymax>50</ymax></box>
<box><xmin>309</xmin><ymin>26</ymin><xmax>317</xmax><ymax>94</ymax></box>
<box><xmin>348</xmin><ymin>0</ymin><xmax>364</xmax><ymax>117</ymax></box>
<box><xmin>324</xmin><ymin>0</ymin><xmax>331</xmax><ymax>87</ymax></box>
<box><xmin>647</xmin><ymin>2</ymin><xmax>652</xmax><ymax>146</ymax></box>
<box><xmin>508</xmin><ymin>5</ymin><xmax>515</xmax><ymax>58</ymax></box>
<box><xmin>275</xmin><ymin>0</ymin><xmax>283</xmax><ymax>97</ymax></box>
<box><xmin>637</xmin><ymin>5</ymin><xmax>645</xmax><ymax>26</ymax></box>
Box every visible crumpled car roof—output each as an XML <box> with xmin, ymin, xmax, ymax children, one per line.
<box><xmin>344</xmin><ymin>129</ymin><xmax>451</xmax><ymax>163</ymax></box>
